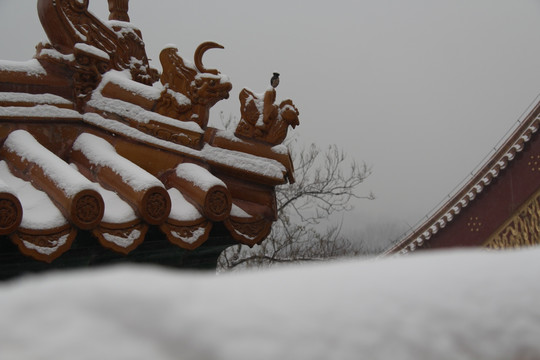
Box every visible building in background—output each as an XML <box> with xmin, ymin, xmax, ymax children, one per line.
<box><xmin>386</xmin><ymin>101</ymin><xmax>540</xmax><ymax>255</ymax></box>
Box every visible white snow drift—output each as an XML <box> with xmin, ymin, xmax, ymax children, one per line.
<box><xmin>0</xmin><ymin>247</ymin><xmax>539</xmax><ymax>360</ymax></box>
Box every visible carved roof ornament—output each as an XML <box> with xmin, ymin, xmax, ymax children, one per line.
<box><xmin>0</xmin><ymin>0</ymin><xmax>300</xmax><ymax>267</ymax></box>
<box><xmin>108</xmin><ymin>0</ymin><xmax>130</xmax><ymax>22</ymax></box>
<box><xmin>235</xmin><ymin>73</ymin><xmax>300</xmax><ymax>145</ymax></box>
<box><xmin>158</xmin><ymin>42</ymin><xmax>232</xmax><ymax>128</ymax></box>
<box><xmin>37</xmin><ymin>0</ymin><xmax>158</xmax><ymax>87</ymax></box>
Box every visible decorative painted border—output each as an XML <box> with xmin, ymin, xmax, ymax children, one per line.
<box><xmin>386</xmin><ymin>102</ymin><xmax>540</xmax><ymax>255</ymax></box>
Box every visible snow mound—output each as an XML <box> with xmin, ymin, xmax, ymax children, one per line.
<box><xmin>0</xmin><ymin>248</ymin><xmax>539</xmax><ymax>360</ymax></box>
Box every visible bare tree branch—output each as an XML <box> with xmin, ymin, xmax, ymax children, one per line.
<box><xmin>217</xmin><ymin>121</ymin><xmax>374</xmax><ymax>271</ymax></box>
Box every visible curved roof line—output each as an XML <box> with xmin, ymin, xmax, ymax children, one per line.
<box><xmin>385</xmin><ymin>99</ymin><xmax>540</xmax><ymax>255</ymax></box>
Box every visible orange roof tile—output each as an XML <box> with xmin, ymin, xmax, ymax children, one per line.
<box><xmin>0</xmin><ymin>0</ymin><xmax>299</xmax><ymax>265</ymax></box>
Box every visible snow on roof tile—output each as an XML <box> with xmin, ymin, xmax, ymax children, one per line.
<box><xmin>0</xmin><ymin>92</ymin><xmax>71</xmax><ymax>106</ymax></box>
<box><xmin>70</xmin><ymin>162</ymin><xmax>137</xmax><ymax>224</ymax></box>
<box><xmin>4</xmin><ymin>130</ymin><xmax>97</xmax><ymax>198</ymax></box>
<box><xmin>167</xmin><ymin>187</ymin><xmax>202</xmax><ymax>223</ymax></box>
<box><xmin>73</xmin><ymin>133</ymin><xmax>163</xmax><ymax>192</ymax></box>
<box><xmin>74</xmin><ymin>43</ymin><xmax>110</xmax><ymax>60</ymax></box>
<box><xmin>0</xmin><ymin>105</ymin><xmax>81</xmax><ymax>120</ymax></box>
<box><xmin>201</xmin><ymin>144</ymin><xmax>286</xmax><ymax>181</ymax></box>
<box><xmin>0</xmin><ymin>59</ymin><xmax>47</xmax><ymax>77</ymax></box>
<box><xmin>87</xmin><ymin>93</ymin><xmax>201</xmax><ymax>133</ymax></box>
<box><xmin>82</xmin><ymin>112</ymin><xmax>287</xmax><ymax>182</ymax></box>
<box><xmin>0</xmin><ymin>160</ymin><xmax>67</xmax><ymax>230</ymax></box>
<box><xmin>231</xmin><ymin>204</ymin><xmax>251</xmax><ymax>218</ymax></box>
<box><xmin>175</xmin><ymin>163</ymin><xmax>225</xmax><ymax>191</ymax></box>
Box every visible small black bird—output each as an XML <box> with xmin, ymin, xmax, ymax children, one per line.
<box><xmin>271</xmin><ymin>72</ymin><xmax>280</xmax><ymax>88</ymax></box>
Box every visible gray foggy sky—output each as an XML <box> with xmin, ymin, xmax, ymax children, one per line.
<box><xmin>2</xmin><ymin>0</ymin><xmax>540</xmax><ymax>243</ymax></box>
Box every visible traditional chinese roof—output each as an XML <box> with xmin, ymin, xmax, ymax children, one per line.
<box><xmin>0</xmin><ymin>0</ymin><xmax>299</xmax><ymax>265</ymax></box>
<box><xmin>385</xmin><ymin>100</ymin><xmax>540</xmax><ymax>255</ymax></box>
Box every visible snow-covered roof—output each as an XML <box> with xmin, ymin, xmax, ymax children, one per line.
<box><xmin>0</xmin><ymin>0</ymin><xmax>298</xmax><ymax>265</ymax></box>
<box><xmin>1</xmin><ymin>247</ymin><xmax>539</xmax><ymax>360</ymax></box>
<box><xmin>0</xmin><ymin>130</ymin><xmax>274</xmax><ymax>262</ymax></box>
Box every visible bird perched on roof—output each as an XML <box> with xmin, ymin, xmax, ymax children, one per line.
<box><xmin>271</xmin><ymin>72</ymin><xmax>280</xmax><ymax>88</ymax></box>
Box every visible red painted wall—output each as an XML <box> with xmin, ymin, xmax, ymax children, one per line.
<box><xmin>423</xmin><ymin>134</ymin><xmax>540</xmax><ymax>249</ymax></box>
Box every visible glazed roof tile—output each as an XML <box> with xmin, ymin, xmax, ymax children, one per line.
<box><xmin>0</xmin><ymin>130</ymin><xmax>278</xmax><ymax>262</ymax></box>
<box><xmin>0</xmin><ymin>0</ymin><xmax>300</xmax><ymax>264</ymax></box>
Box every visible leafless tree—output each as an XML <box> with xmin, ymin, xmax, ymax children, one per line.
<box><xmin>218</xmin><ymin>141</ymin><xmax>374</xmax><ymax>270</ymax></box>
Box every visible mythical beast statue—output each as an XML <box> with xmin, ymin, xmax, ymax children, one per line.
<box><xmin>235</xmin><ymin>73</ymin><xmax>300</xmax><ymax>145</ymax></box>
<box><xmin>158</xmin><ymin>42</ymin><xmax>232</xmax><ymax>128</ymax></box>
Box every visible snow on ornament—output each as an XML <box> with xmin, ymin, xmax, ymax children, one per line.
<box><xmin>0</xmin><ymin>0</ymin><xmax>299</xmax><ymax>270</ymax></box>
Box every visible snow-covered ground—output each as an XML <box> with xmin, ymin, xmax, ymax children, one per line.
<box><xmin>1</xmin><ymin>247</ymin><xmax>539</xmax><ymax>360</ymax></box>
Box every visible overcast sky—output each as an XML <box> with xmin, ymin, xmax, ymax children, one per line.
<box><xmin>2</xmin><ymin>0</ymin><xmax>540</xmax><ymax>244</ymax></box>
